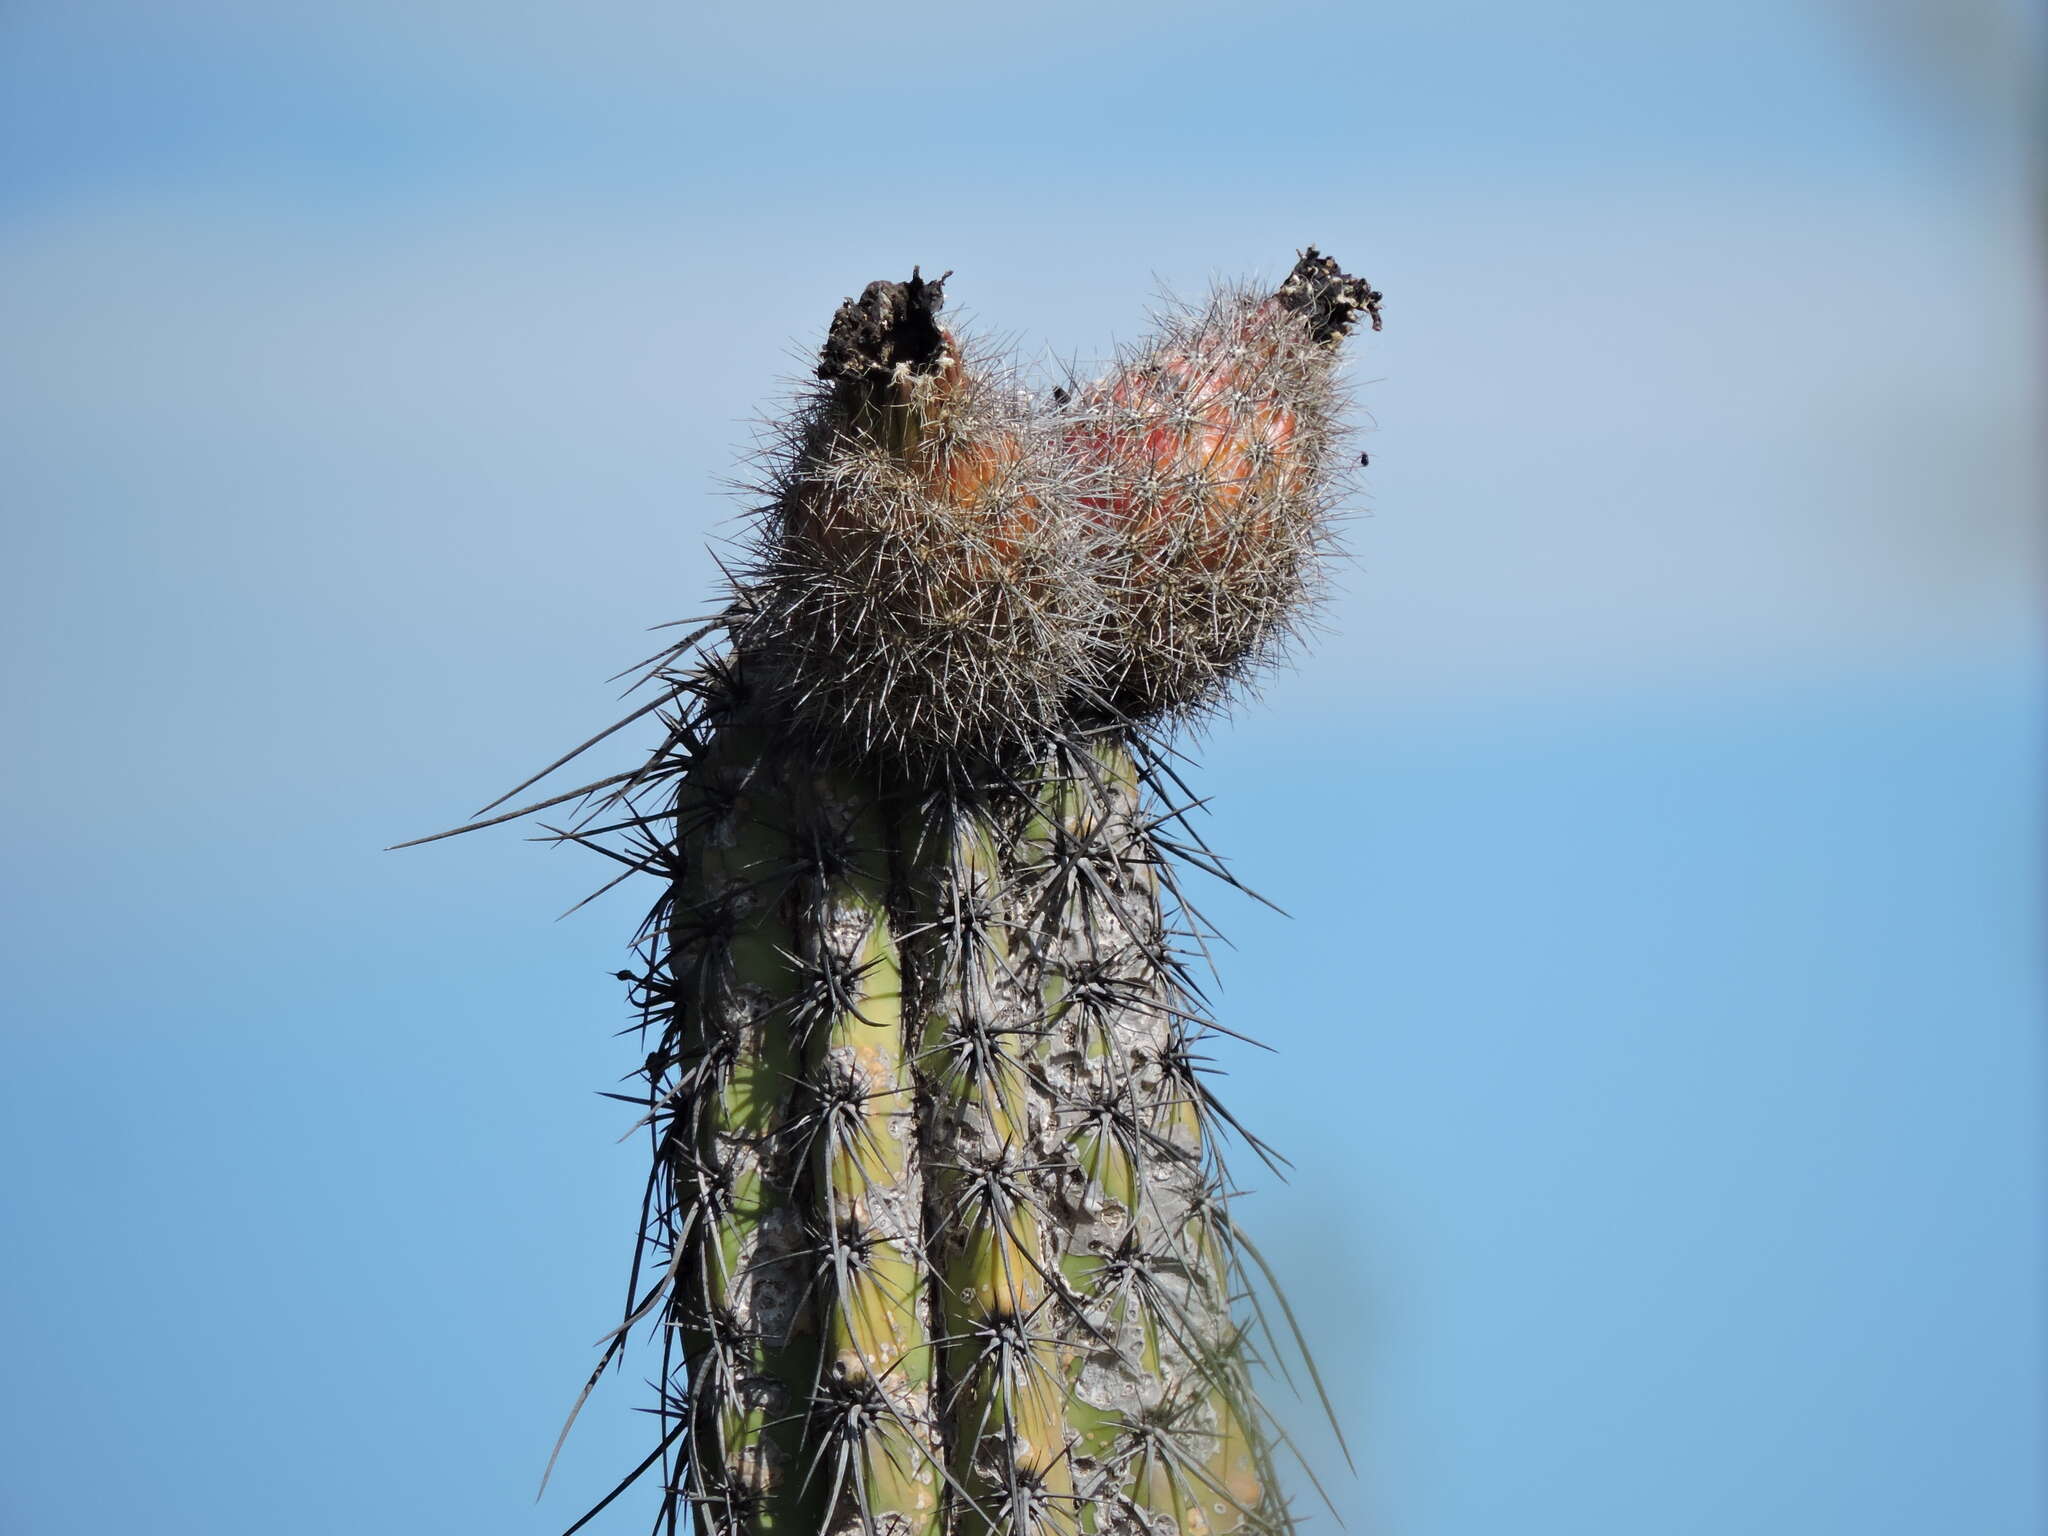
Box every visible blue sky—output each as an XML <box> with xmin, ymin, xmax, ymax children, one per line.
<box><xmin>1</xmin><ymin>3</ymin><xmax>2041</xmax><ymax>1533</ymax></box>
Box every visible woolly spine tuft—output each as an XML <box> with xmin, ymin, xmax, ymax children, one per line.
<box><xmin>1065</xmin><ymin>249</ymin><xmax>1379</xmax><ymax>725</ymax></box>
<box><xmin>740</xmin><ymin>272</ymin><xmax>1105</xmax><ymax>769</ymax></box>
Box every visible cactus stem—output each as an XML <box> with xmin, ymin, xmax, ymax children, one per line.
<box><xmin>407</xmin><ymin>251</ymin><xmax>1379</xmax><ymax>1536</ymax></box>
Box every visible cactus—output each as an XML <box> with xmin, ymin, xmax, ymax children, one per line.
<box><xmin>403</xmin><ymin>250</ymin><xmax>1378</xmax><ymax>1536</ymax></box>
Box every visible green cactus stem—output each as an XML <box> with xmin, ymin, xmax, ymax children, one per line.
<box><xmin>401</xmin><ymin>250</ymin><xmax>1377</xmax><ymax>1536</ymax></box>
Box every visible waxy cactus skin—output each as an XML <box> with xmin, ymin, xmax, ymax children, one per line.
<box><xmin>408</xmin><ymin>251</ymin><xmax>1376</xmax><ymax>1536</ymax></box>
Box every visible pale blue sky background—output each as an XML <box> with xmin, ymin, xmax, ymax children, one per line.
<box><xmin>1</xmin><ymin>3</ymin><xmax>2041</xmax><ymax>1533</ymax></box>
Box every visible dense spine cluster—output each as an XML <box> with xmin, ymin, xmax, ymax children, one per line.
<box><xmin>1068</xmin><ymin>253</ymin><xmax>1381</xmax><ymax>723</ymax></box>
<box><xmin>740</xmin><ymin>270</ymin><xmax>1104</xmax><ymax>767</ymax></box>
<box><xmin>409</xmin><ymin>249</ymin><xmax>1376</xmax><ymax>1536</ymax></box>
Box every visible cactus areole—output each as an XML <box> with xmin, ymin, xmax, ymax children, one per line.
<box><xmin>405</xmin><ymin>250</ymin><xmax>1380</xmax><ymax>1536</ymax></box>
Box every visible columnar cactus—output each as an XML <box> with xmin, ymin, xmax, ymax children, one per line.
<box><xmin>407</xmin><ymin>250</ymin><xmax>1379</xmax><ymax>1536</ymax></box>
